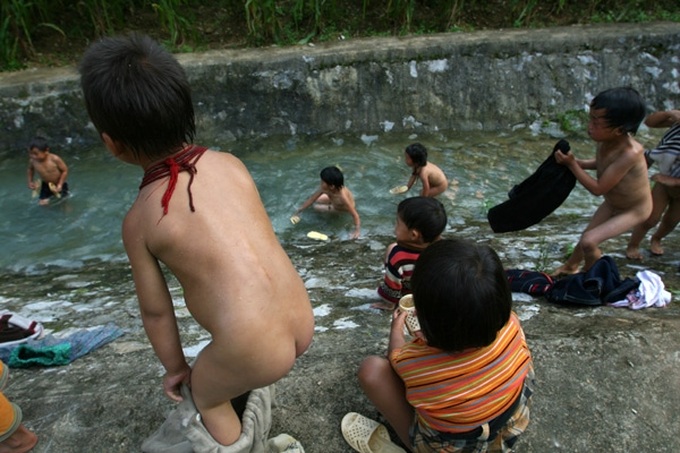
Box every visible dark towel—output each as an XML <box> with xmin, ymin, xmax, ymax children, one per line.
<box><xmin>488</xmin><ymin>139</ymin><xmax>576</xmax><ymax>233</ymax></box>
<box><xmin>545</xmin><ymin>256</ymin><xmax>640</xmax><ymax>306</ymax></box>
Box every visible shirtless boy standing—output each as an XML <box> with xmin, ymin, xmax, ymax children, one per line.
<box><xmin>79</xmin><ymin>34</ymin><xmax>314</xmax><ymax>447</ymax></box>
<box><xmin>553</xmin><ymin>87</ymin><xmax>651</xmax><ymax>275</ymax></box>
<box><xmin>26</xmin><ymin>137</ymin><xmax>69</xmax><ymax>205</ymax></box>
<box><xmin>403</xmin><ymin>143</ymin><xmax>448</xmax><ymax>197</ymax></box>
<box><xmin>291</xmin><ymin>165</ymin><xmax>361</xmax><ymax>239</ymax></box>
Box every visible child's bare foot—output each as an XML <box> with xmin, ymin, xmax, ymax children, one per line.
<box><xmin>370</xmin><ymin>301</ymin><xmax>396</xmax><ymax>311</ymax></box>
<box><xmin>625</xmin><ymin>246</ymin><xmax>643</xmax><ymax>261</ymax></box>
<box><xmin>650</xmin><ymin>237</ymin><xmax>664</xmax><ymax>256</ymax></box>
<box><xmin>551</xmin><ymin>265</ymin><xmax>580</xmax><ymax>278</ymax></box>
<box><xmin>0</xmin><ymin>425</ymin><xmax>38</xmax><ymax>453</ymax></box>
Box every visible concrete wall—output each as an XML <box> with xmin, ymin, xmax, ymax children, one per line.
<box><xmin>1</xmin><ymin>22</ymin><xmax>678</xmax><ymax>155</ymax></box>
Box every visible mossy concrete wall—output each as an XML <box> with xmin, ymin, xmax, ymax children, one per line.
<box><xmin>0</xmin><ymin>22</ymin><xmax>678</xmax><ymax>155</ymax></box>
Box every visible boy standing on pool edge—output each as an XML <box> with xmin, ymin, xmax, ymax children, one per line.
<box><xmin>553</xmin><ymin>86</ymin><xmax>651</xmax><ymax>276</ymax></box>
<box><xmin>79</xmin><ymin>34</ymin><xmax>314</xmax><ymax>448</ymax></box>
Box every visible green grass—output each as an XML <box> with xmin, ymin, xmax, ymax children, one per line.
<box><xmin>1</xmin><ymin>0</ymin><xmax>679</xmax><ymax>72</ymax></box>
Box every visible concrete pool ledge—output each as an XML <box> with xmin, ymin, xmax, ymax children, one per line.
<box><xmin>1</xmin><ymin>22</ymin><xmax>679</xmax><ymax>155</ymax></box>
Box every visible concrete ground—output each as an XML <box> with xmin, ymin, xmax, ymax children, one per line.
<box><xmin>2</xmin><ymin>234</ymin><xmax>680</xmax><ymax>453</ymax></box>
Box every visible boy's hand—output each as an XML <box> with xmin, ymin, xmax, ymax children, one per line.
<box><xmin>28</xmin><ymin>181</ymin><xmax>37</xmax><ymax>190</ymax></box>
<box><xmin>554</xmin><ymin>149</ymin><xmax>574</xmax><ymax>166</ymax></box>
<box><xmin>350</xmin><ymin>229</ymin><xmax>360</xmax><ymax>240</ymax></box>
<box><xmin>163</xmin><ymin>366</ymin><xmax>191</xmax><ymax>402</ymax></box>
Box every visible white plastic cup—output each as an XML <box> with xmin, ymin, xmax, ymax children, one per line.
<box><xmin>398</xmin><ymin>294</ymin><xmax>420</xmax><ymax>335</ymax></box>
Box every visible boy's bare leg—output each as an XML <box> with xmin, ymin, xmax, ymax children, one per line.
<box><xmin>627</xmin><ymin>185</ymin><xmax>668</xmax><ymax>259</ymax></box>
<box><xmin>191</xmin><ymin>344</ymin><xmax>248</xmax><ymax>446</ymax></box>
<box><xmin>582</xmin><ymin>207</ymin><xmax>647</xmax><ymax>272</ymax></box>
<box><xmin>650</xmin><ymin>194</ymin><xmax>680</xmax><ymax>255</ymax></box>
<box><xmin>0</xmin><ymin>425</ymin><xmax>38</xmax><ymax>453</ymax></box>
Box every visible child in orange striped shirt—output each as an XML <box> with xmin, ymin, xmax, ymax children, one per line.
<box><xmin>357</xmin><ymin>239</ymin><xmax>534</xmax><ymax>452</ymax></box>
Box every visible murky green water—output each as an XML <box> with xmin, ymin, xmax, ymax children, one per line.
<box><xmin>3</xmin><ymin>127</ymin><xmax>678</xmax><ymax>318</ymax></box>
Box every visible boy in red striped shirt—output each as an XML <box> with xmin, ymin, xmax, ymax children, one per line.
<box><xmin>374</xmin><ymin>197</ymin><xmax>447</xmax><ymax>310</ymax></box>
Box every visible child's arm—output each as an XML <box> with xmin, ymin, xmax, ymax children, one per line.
<box><xmin>405</xmin><ymin>174</ymin><xmax>417</xmax><ymax>191</ymax></box>
<box><xmin>556</xmin><ymin>150</ymin><xmax>635</xmax><ymax>196</ymax></box>
<box><xmin>123</xmin><ymin>223</ymin><xmax>191</xmax><ymax>402</ymax></box>
<box><xmin>293</xmin><ymin>189</ymin><xmax>322</xmax><ymax>216</ymax></box>
<box><xmin>27</xmin><ymin>163</ymin><xmax>36</xmax><ymax>189</ymax></box>
<box><xmin>652</xmin><ymin>174</ymin><xmax>680</xmax><ymax>187</ymax></box>
<box><xmin>53</xmin><ymin>155</ymin><xmax>69</xmax><ymax>191</ymax></box>
<box><xmin>418</xmin><ymin>172</ymin><xmax>431</xmax><ymax>197</ymax></box>
<box><xmin>387</xmin><ymin>310</ymin><xmax>408</xmax><ymax>354</ymax></box>
<box><xmin>346</xmin><ymin>200</ymin><xmax>361</xmax><ymax>239</ymax></box>
<box><xmin>645</xmin><ymin>110</ymin><xmax>680</xmax><ymax>129</ymax></box>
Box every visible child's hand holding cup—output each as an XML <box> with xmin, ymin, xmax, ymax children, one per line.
<box><xmin>398</xmin><ymin>294</ymin><xmax>420</xmax><ymax>336</ymax></box>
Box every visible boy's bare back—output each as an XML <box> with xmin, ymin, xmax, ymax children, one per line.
<box><xmin>418</xmin><ymin>162</ymin><xmax>448</xmax><ymax>197</ymax></box>
<box><xmin>124</xmin><ymin>149</ymin><xmax>314</xmax><ymax>382</ymax></box>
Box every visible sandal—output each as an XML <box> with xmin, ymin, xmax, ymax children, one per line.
<box><xmin>341</xmin><ymin>412</ymin><xmax>406</xmax><ymax>453</ymax></box>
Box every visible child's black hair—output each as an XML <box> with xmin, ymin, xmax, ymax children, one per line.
<box><xmin>29</xmin><ymin>136</ymin><xmax>49</xmax><ymax>151</ymax></box>
<box><xmin>79</xmin><ymin>33</ymin><xmax>195</xmax><ymax>162</ymax></box>
<box><xmin>397</xmin><ymin>197</ymin><xmax>447</xmax><ymax>243</ymax></box>
<box><xmin>411</xmin><ymin>239</ymin><xmax>511</xmax><ymax>352</ymax></box>
<box><xmin>320</xmin><ymin>166</ymin><xmax>344</xmax><ymax>188</ymax></box>
<box><xmin>405</xmin><ymin>143</ymin><xmax>428</xmax><ymax>168</ymax></box>
<box><xmin>591</xmin><ymin>86</ymin><xmax>646</xmax><ymax>135</ymax></box>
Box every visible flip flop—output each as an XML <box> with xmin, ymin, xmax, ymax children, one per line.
<box><xmin>341</xmin><ymin>412</ymin><xmax>406</xmax><ymax>453</ymax></box>
<box><xmin>307</xmin><ymin>231</ymin><xmax>329</xmax><ymax>241</ymax></box>
<box><xmin>389</xmin><ymin>185</ymin><xmax>408</xmax><ymax>195</ymax></box>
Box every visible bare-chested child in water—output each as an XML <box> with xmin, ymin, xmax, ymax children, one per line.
<box><xmin>79</xmin><ymin>34</ymin><xmax>314</xmax><ymax>447</ymax></box>
<box><xmin>26</xmin><ymin>136</ymin><xmax>69</xmax><ymax>205</ymax></box>
<box><xmin>403</xmin><ymin>143</ymin><xmax>448</xmax><ymax>197</ymax></box>
<box><xmin>553</xmin><ymin>87</ymin><xmax>651</xmax><ymax>276</ymax></box>
<box><xmin>291</xmin><ymin>166</ymin><xmax>361</xmax><ymax>239</ymax></box>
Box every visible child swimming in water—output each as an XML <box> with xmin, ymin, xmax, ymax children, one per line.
<box><xmin>79</xmin><ymin>33</ymin><xmax>314</xmax><ymax>448</ymax></box>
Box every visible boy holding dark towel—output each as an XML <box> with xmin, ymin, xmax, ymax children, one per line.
<box><xmin>553</xmin><ymin>87</ymin><xmax>651</xmax><ymax>275</ymax></box>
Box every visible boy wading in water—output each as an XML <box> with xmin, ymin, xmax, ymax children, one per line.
<box><xmin>79</xmin><ymin>34</ymin><xmax>314</xmax><ymax>447</ymax></box>
<box><xmin>553</xmin><ymin>87</ymin><xmax>651</xmax><ymax>276</ymax></box>
<box><xmin>26</xmin><ymin>136</ymin><xmax>69</xmax><ymax>205</ymax></box>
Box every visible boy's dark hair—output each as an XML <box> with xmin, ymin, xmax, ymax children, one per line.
<box><xmin>397</xmin><ymin>197</ymin><xmax>447</xmax><ymax>243</ymax></box>
<box><xmin>320</xmin><ymin>166</ymin><xmax>344</xmax><ymax>188</ymax></box>
<box><xmin>29</xmin><ymin>136</ymin><xmax>49</xmax><ymax>151</ymax></box>
<box><xmin>405</xmin><ymin>143</ymin><xmax>428</xmax><ymax>167</ymax></box>
<box><xmin>591</xmin><ymin>87</ymin><xmax>646</xmax><ymax>135</ymax></box>
<box><xmin>79</xmin><ymin>33</ymin><xmax>195</xmax><ymax>162</ymax></box>
<box><xmin>411</xmin><ymin>239</ymin><xmax>511</xmax><ymax>352</ymax></box>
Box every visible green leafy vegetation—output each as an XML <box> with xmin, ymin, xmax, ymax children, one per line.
<box><xmin>1</xmin><ymin>0</ymin><xmax>679</xmax><ymax>72</ymax></box>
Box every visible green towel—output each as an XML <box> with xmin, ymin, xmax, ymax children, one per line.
<box><xmin>8</xmin><ymin>342</ymin><xmax>71</xmax><ymax>367</ymax></box>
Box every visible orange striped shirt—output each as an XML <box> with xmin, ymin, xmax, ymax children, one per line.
<box><xmin>390</xmin><ymin>312</ymin><xmax>532</xmax><ymax>433</ymax></box>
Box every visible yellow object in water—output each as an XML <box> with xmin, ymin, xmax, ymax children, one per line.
<box><xmin>307</xmin><ymin>231</ymin><xmax>329</xmax><ymax>241</ymax></box>
<box><xmin>48</xmin><ymin>182</ymin><xmax>61</xmax><ymax>198</ymax></box>
<box><xmin>389</xmin><ymin>185</ymin><xmax>408</xmax><ymax>195</ymax></box>
<box><xmin>290</xmin><ymin>215</ymin><xmax>301</xmax><ymax>224</ymax></box>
